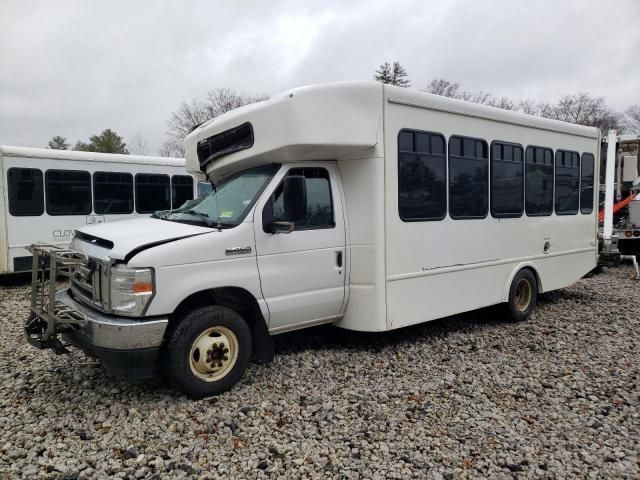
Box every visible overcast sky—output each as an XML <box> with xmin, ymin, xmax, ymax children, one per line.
<box><xmin>1</xmin><ymin>0</ymin><xmax>639</xmax><ymax>155</ymax></box>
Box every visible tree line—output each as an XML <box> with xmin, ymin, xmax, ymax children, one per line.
<box><xmin>47</xmin><ymin>129</ymin><xmax>130</xmax><ymax>154</ymax></box>
<box><xmin>375</xmin><ymin>61</ymin><xmax>640</xmax><ymax>135</ymax></box>
<box><xmin>47</xmin><ymin>61</ymin><xmax>640</xmax><ymax>156</ymax></box>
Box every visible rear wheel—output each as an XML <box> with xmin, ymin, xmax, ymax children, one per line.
<box><xmin>164</xmin><ymin>306</ymin><xmax>252</xmax><ymax>398</ymax></box>
<box><xmin>506</xmin><ymin>269</ymin><xmax>537</xmax><ymax>322</ymax></box>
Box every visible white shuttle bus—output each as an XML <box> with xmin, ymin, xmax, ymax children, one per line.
<box><xmin>0</xmin><ymin>146</ymin><xmax>205</xmax><ymax>275</ymax></box>
<box><xmin>25</xmin><ymin>82</ymin><xmax>599</xmax><ymax>398</ymax></box>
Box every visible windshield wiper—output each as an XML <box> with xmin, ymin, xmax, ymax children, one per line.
<box><xmin>186</xmin><ymin>210</ymin><xmax>215</xmax><ymax>228</ymax></box>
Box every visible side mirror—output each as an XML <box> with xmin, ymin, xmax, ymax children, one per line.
<box><xmin>283</xmin><ymin>175</ymin><xmax>307</xmax><ymax>223</ymax></box>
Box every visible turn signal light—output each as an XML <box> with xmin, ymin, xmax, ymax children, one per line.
<box><xmin>133</xmin><ymin>282</ymin><xmax>154</xmax><ymax>294</ymax></box>
<box><xmin>625</xmin><ymin>231</ymin><xmax>633</xmax><ymax>238</ymax></box>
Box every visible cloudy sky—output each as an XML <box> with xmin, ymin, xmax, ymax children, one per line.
<box><xmin>1</xmin><ymin>0</ymin><xmax>639</xmax><ymax>155</ymax></box>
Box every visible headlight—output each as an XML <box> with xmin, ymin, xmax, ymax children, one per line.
<box><xmin>110</xmin><ymin>265</ymin><xmax>155</xmax><ymax>317</ymax></box>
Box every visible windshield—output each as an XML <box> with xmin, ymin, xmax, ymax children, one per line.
<box><xmin>160</xmin><ymin>164</ymin><xmax>279</xmax><ymax>228</ymax></box>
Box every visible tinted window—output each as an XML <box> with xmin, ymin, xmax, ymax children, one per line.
<box><xmin>580</xmin><ymin>153</ymin><xmax>595</xmax><ymax>214</ymax></box>
<box><xmin>7</xmin><ymin>168</ymin><xmax>44</xmax><ymax>216</ymax></box>
<box><xmin>555</xmin><ymin>150</ymin><xmax>580</xmax><ymax>215</ymax></box>
<box><xmin>525</xmin><ymin>146</ymin><xmax>553</xmax><ymax>216</ymax></box>
<box><xmin>197</xmin><ymin>181</ymin><xmax>213</xmax><ymax>198</ymax></box>
<box><xmin>135</xmin><ymin>174</ymin><xmax>170</xmax><ymax>213</ymax></box>
<box><xmin>398</xmin><ymin>130</ymin><xmax>447</xmax><ymax>221</ymax></box>
<box><xmin>172</xmin><ymin>175</ymin><xmax>194</xmax><ymax>208</ymax></box>
<box><xmin>45</xmin><ymin>170</ymin><xmax>91</xmax><ymax>215</ymax></box>
<box><xmin>491</xmin><ymin>142</ymin><xmax>524</xmax><ymax>218</ymax></box>
<box><xmin>93</xmin><ymin>172</ymin><xmax>133</xmax><ymax>214</ymax></box>
<box><xmin>265</xmin><ymin>168</ymin><xmax>334</xmax><ymax>230</ymax></box>
<box><xmin>449</xmin><ymin>136</ymin><xmax>488</xmax><ymax>219</ymax></box>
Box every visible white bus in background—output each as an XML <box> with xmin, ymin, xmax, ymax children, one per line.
<box><xmin>0</xmin><ymin>146</ymin><xmax>210</xmax><ymax>274</ymax></box>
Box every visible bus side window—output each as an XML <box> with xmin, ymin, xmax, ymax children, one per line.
<box><xmin>45</xmin><ymin>169</ymin><xmax>92</xmax><ymax>216</ymax></box>
<box><xmin>449</xmin><ymin>135</ymin><xmax>488</xmax><ymax>219</ymax></box>
<box><xmin>398</xmin><ymin>129</ymin><xmax>447</xmax><ymax>222</ymax></box>
<box><xmin>555</xmin><ymin>150</ymin><xmax>580</xmax><ymax>215</ymax></box>
<box><xmin>491</xmin><ymin>141</ymin><xmax>524</xmax><ymax>218</ymax></box>
<box><xmin>135</xmin><ymin>174</ymin><xmax>170</xmax><ymax>213</ymax></box>
<box><xmin>580</xmin><ymin>153</ymin><xmax>595</xmax><ymax>214</ymax></box>
<box><xmin>93</xmin><ymin>172</ymin><xmax>133</xmax><ymax>214</ymax></box>
<box><xmin>172</xmin><ymin>175</ymin><xmax>194</xmax><ymax>208</ymax></box>
<box><xmin>525</xmin><ymin>146</ymin><xmax>553</xmax><ymax>216</ymax></box>
<box><xmin>7</xmin><ymin>167</ymin><xmax>44</xmax><ymax>216</ymax></box>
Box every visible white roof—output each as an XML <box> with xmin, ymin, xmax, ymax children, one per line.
<box><xmin>185</xmin><ymin>81</ymin><xmax>600</xmax><ymax>182</ymax></box>
<box><xmin>0</xmin><ymin>145</ymin><xmax>185</xmax><ymax>167</ymax></box>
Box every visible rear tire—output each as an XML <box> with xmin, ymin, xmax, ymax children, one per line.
<box><xmin>505</xmin><ymin>269</ymin><xmax>537</xmax><ymax>322</ymax></box>
<box><xmin>164</xmin><ymin>306</ymin><xmax>252</xmax><ymax>398</ymax></box>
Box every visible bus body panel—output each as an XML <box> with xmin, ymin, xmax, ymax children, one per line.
<box><xmin>382</xmin><ymin>89</ymin><xmax>599</xmax><ymax>330</ymax></box>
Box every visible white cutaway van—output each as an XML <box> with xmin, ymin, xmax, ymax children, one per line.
<box><xmin>25</xmin><ymin>82</ymin><xmax>600</xmax><ymax>398</ymax></box>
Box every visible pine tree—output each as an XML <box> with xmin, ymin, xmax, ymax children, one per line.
<box><xmin>74</xmin><ymin>129</ymin><xmax>129</xmax><ymax>154</ymax></box>
<box><xmin>47</xmin><ymin>136</ymin><xmax>70</xmax><ymax>150</ymax></box>
<box><xmin>374</xmin><ymin>61</ymin><xmax>410</xmax><ymax>87</ymax></box>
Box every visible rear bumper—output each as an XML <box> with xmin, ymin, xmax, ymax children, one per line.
<box><xmin>57</xmin><ymin>289</ymin><xmax>168</xmax><ymax>379</ymax></box>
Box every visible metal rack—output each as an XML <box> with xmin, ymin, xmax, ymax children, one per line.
<box><xmin>25</xmin><ymin>243</ymin><xmax>88</xmax><ymax>353</ymax></box>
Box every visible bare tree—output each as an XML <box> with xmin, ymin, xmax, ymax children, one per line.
<box><xmin>425</xmin><ymin>77</ymin><xmax>625</xmax><ymax>134</ymax></box>
<box><xmin>165</xmin><ymin>89</ymin><xmax>267</xmax><ymax>157</ymax></box>
<box><xmin>487</xmin><ymin>96</ymin><xmax>517</xmax><ymax>111</ymax></box>
<box><xmin>426</xmin><ymin>78</ymin><xmax>492</xmax><ymax>105</ymax></box>
<box><xmin>425</xmin><ymin>78</ymin><xmax>460</xmax><ymax>98</ymax></box>
<box><xmin>374</xmin><ymin>61</ymin><xmax>410</xmax><ymax>87</ymax></box>
<box><xmin>129</xmin><ymin>134</ymin><xmax>148</xmax><ymax>156</ymax></box>
<box><xmin>625</xmin><ymin>104</ymin><xmax>640</xmax><ymax>134</ymax></box>
<box><xmin>540</xmin><ymin>93</ymin><xmax>623</xmax><ymax>132</ymax></box>
<box><xmin>517</xmin><ymin>99</ymin><xmax>540</xmax><ymax>115</ymax></box>
<box><xmin>159</xmin><ymin>141</ymin><xmax>182</xmax><ymax>158</ymax></box>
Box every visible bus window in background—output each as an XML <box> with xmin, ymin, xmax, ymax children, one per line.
<box><xmin>93</xmin><ymin>172</ymin><xmax>133</xmax><ymax>214</ymax></box>
<box><xmin>45</xmin><ymin>170</ymin><xmax>92</xmax><ymax>215</ymax></box>
<box><xmin>7</xmin><ymin>167</ymin><xmax>44</xmax><ymax>216</ymax></box>
<box><xmin>136</xmin><ymin>173</ymin><xmax>170</xmax><ymax>213</ymax></box>
<box><xmin>172</xmin><ymin>175</ymin><xmax>195</xmax><ymax>208</ymax></box>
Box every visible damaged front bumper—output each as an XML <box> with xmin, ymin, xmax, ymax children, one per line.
<box><xmin>25</xmin><ymin>243</ymin><xmax>168</xmax><ymax>380</ymax></box>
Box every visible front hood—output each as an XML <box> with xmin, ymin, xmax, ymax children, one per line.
<box><xmin>72</xmin><ymin>217</ymin><xmax>213</xmax><ymax>261</ymax></box>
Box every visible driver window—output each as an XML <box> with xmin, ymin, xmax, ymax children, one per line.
<box><xmin>266</xmin><ymin>167</ymin><xmax>335</xmax><ymax>230</ymax></box>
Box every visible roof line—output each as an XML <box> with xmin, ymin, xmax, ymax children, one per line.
<box><xmin>386</xmin><ymin>97</ymin><xmax>599</xmax><ymax>140</ymax></box>
<box><xmin>0</xmin><ymin>145</ymin><xmax>185</xmax><ymax>166</ymax></box>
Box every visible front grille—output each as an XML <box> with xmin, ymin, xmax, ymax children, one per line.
<box><xmin>70</xmin><ymin>259</ymin><xmax>104</xmax><ymax>309</ymax></box>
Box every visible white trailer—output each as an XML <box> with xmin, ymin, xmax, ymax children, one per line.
<box><xmin>0</xmin><ymin>146</ymin><xmax>204</xmax><ymax>274</ymax></box>
<box><xmin>24</xmin><ymin>82</ymin><xmax>600</xmax><ymax>397</ymax></box>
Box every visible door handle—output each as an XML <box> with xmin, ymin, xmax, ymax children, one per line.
<box><xmin>336</xmin><ymin>251</ymin><xmax>343</xmax><ymax>268</ymax></box>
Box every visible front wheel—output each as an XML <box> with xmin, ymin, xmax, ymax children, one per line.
<box><xmin>164</xmin><ymin>306</ymin><xmax>252</xmax><ymax>398</ymax></box>
<box><xmin>505</xmin><ymin>269</ymin><xmax>538</xmax><ymax>322</ymax></box>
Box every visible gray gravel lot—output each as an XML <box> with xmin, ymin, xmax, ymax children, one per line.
<box><xmin>0</xmin><ymin>267</ymin><xmax>639</xmax><ymax>479</ymax></box>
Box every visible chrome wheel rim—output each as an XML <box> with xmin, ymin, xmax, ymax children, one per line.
<box><xmin>189</xmin><ymin>326</ymin><xmax>239</xmax><ymax>382</ymax></box>
<box><xmin>514</xmin><ymin>279</ymin><xmax>532</xmax><ymax>312</ymax></box>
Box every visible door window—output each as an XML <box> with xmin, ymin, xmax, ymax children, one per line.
<box><xmin>263</xmin><ymin>167</ymin><xmax>335</xmax><ymax>231</ymax></box>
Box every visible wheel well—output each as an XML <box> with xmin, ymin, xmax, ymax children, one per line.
<box><xmin>520</xmin><ymin>266</ymin><xmax>542</xmax><ymax>293</ymax></box>
<box><xmin>166</xmin><ymin>287</ymin><xmax>273</xmax><ymax>363</ymax></box>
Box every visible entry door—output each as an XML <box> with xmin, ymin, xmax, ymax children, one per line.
<box><xmin>254</xmin><ymin>163</ymin><xmax>346</xmax><ymax>332</ymax></box>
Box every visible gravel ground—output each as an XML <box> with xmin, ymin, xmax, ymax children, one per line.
<box><xmin>0</xmin><ymin>267</ymin><xmax>638</xmax><ymax>479</ymax></box>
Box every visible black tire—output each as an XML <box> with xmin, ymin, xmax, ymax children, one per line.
<box><xmin>505</xmin><ymin>269</ymin><xmax>538</xmax><ymax>322</ymax></box>
<box><xmin>164</xmin><ymin>306</ymin><xmax>252</xmax><ymax>398</ymax></box>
